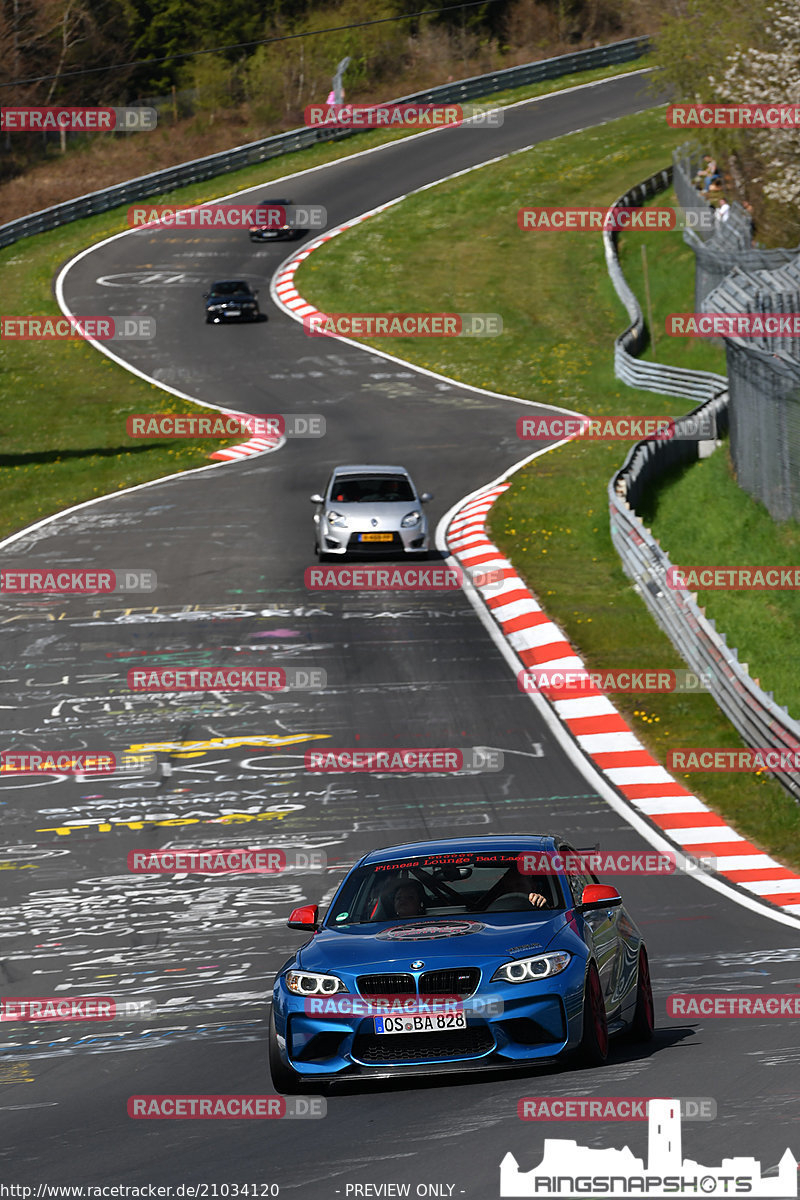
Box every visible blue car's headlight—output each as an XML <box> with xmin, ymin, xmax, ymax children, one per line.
<box><xmin>491</xmin><ymin>951</ymin><xmax>572</xmax><ymax>984</ymax></box>
<box><xmin>401</xmin><ymin>510</ymin><xmax>421</xmax><ymax>528</ymax></box>
<box><xmin>326</xmin><ymin>510</ymin><xmax>347</xmax><ymax>527</ymax></box>
<box><xmin>285</xmin><ymin>970</ymin><xmax>348</xmax><ymax>996</ymax></box>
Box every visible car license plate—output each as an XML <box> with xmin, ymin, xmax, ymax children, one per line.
<box><xmin>359</xmin><ymin>533</ymin><xmax>393</xmax><ymax>542</ymax></box>
<box><xmin>374</xmin><ymin>1012</ymin><xmax>467</xmax><ymax>1034</ymax></box>
<box><xmin>227</xmin><ymin>310</ymin><xmax>241</xmax><ymax>316</ymax></box>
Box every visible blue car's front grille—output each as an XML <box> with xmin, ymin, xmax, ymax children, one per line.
<box><xmin>357</xmin><ymin>973</ymin><xmax>416</xmax><ymax>996</ymax></box>
<box><xmin>352</xmin><ymin>1025</ymin><xmax>494</xmax><ymax>1064</ymax></box>
<box><xmin>419</xmin><ymin>968</ymin><xmax>480</xmax><ymax>998</ymax></box>
<box><xmin>357</xmin><ymin>970</ymin><xmax>480</xmax><ymax>998</ymax></box>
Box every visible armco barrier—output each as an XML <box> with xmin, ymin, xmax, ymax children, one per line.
<box><xmin>0</xmin><ymin>36</ymin><xmax>650</xmax><ymax>250</ymax></box>
<box><xmin>603</xmin><ymin>168</ymin><xmax>728</xmax><ymax>402</ymax></box>
<box><xmin>605</xmin><ymin>175</ymin><xmax>800</xmax><ymax>803</ymax></box>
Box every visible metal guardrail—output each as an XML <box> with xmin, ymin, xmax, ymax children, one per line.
<box><xmin>603</xmin><ymin>168</ymin><xmax>728</xmax><ymax>401</ymax></box>
<box><xmin>606</xmin><ymin>175</ymin><xmax>800</xmax><ymax>803</ymax></box>
<box><xmin>0</xmin><ymin>36</ymin><xmax>651</xmax><ymax>250</ymax></box>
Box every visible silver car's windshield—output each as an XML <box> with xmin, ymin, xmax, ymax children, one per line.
<box><xmin>331</xmin><ymin>476</ymin><xmax>415</xmax><ymax>503</ymax></box>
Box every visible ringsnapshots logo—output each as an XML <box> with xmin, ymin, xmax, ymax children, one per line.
<box><xmin>519</xmin><ymin>668</ymin><xmax>712</xmax><ymax>695</ymax></box>
<box><xmin>0</xmin><ymin>107</ymin><xmax>157</xmax><ymax>132</ymax></box>
<box><xmin>518</xmin><ymin>1097</ymin><xmax>716</xmax><ymax>1122</ymax></box>
<box><xmin>0</xmin><ymin>996</ymin><xmax>156</xmax><ymax>1021</ymax></box>
<box><xmin>1</xmin><ymin>316</ymin><xmax>155</xmax><ymax>340</ymax></box>
<box><xmin>1</xmin><ymin>751</ymin><xmax>157</xmax><ymax>777</ymax></box>
<box><xmin>127</xmin><ymin>667</ymin><xmax>326</xmax><ymax>692</ymax></box>
<box><xmin>667</xmin><ymin>103</ymin><xmax>800</xmax><ymax>128</ymax></box>
<box><xmin>305</xmin><ymin>747</ymin><xmax>504</xmax><ymax>773</ymax></box>
<box><xmin>500</xmin><ymin>1097</ymin><xmax>798</xmax><ymax>1198</ymax></box>
<box><xmin>128</xmin><ymin>203</ymin><xmax>326</xmax><ymax>230</ymax></box>
<box><xmin>128</xmin><ymin>1095</ymin><xmax>325</xmax><ymax>1119</ymax></box>
<box><xmin>304</xmin><ymin>313</ymin><xmax>502</xmax><ymax>338</ymax></box>
<box><xmin>304</xmin><ymin>565</ymin><xmax>505</xmax><ymax>591</ymax></box>
<box><xmin>126</xmin><ymin>413</ymin><xmax>325</xmax><ymax>438</ymax></box>
<box><xmin>667</xmin><ymin>313</ymin><xmax>800</xmax><ymax>337</ymax></box>
<box><xmin>0</xmin><ymin>568</ymin><xmax>156</xmax><ymax>594</ymax></box>
<box><xmin>127</xmin><ymin>848</ymin><xmax>326</xmax><ymax>874</ymax></box>
<box><xmin>516</xmin><ymin>414</ymin><xmax>716</xmax><ymax>442</ymax></box>
<box><xmin>516</xmin><ymin>850</ymin><xmax>717</xmax><ymax>876</ymax></box>
<box><xmin>667</xmin><ymin>748</ymin><xmax>800</xmax><ymax>773</ymax></box>
<box><xmin>667</xmin><ymin>565</ymin><xmax>800</xmax><ymax>590</ymax></box>
<box><xmin>518</xmin><ymin>206</ymin><xmax>715</xmax><ymax>233</ymax></box>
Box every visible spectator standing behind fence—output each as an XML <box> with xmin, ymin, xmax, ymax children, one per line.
<box><xmin>716</xmin><ymin>195</ymin><xmax>731</xmax><ymax>224</ymax></box>
<box><xmin>742</xmin><ymin>200</ymin><xmax>756</xmax><ymax>244</ymax></box>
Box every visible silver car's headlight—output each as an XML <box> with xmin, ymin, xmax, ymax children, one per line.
<box><xmin>285</xmin><ymin>970</ymin><xmax>347</xmax><ymax>996</ymax></box>
<box><xmin>401</xmin><ymin>510</ymin><xmax>421</xmax><ymax>528</ymax></box>
<box><xmin>491</xmin><ymin>951</ymin><xmax>572</xmax><ymax>984</ymax></box>
<box><xmin>326</xmin><ymin>510</ymin><xmax>347</xmax><ymax>527</ymax></box>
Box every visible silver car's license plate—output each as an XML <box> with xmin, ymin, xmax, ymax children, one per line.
<box><xmin>374</xmin><ymin>1012</ymin><xmax>467</xmax><ymax>1034</ymax></box>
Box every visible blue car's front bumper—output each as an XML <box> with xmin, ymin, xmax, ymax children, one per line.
<box><xmin>272</xmin><ymin>957</ymin><xmax>587</xmax><ymax>1079</ymax></box>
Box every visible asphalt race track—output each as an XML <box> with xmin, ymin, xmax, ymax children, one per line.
<box><xmin>2</xmin><ymin>69</ymin><xmax>799</xmax><ymax>1194</ymax></box>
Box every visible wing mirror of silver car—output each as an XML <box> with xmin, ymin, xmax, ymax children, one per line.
<box><xmin>420</xmin><ymin>492</ymin><xmax>433</xmax><ymax>503</ymax></box>
<box><xmin>310</xmin><ymin>494</ymin><xmax>324</xmax><ymax>504</ymax></box>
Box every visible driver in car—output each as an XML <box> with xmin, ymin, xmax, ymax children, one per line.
<box><xmin>392</xmin><ymin>880</ymin><xmax>427</xmax><ymax>917</ymax></box>
<box><xmin>485</xmin><ymin>866</ymin><xmax>550</xmax><ymax>910</ymax></box>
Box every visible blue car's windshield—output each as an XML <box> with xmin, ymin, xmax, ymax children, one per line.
<box><xmin>326</xmin><ymin>852</ymin><xmax>565</xmax><ymax>926</ymax></box>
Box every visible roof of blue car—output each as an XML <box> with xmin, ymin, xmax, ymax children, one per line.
<box><xmin>361</xmin><ymin>835</ymin><xmax>559</xmax><ymax>864</ymax></box>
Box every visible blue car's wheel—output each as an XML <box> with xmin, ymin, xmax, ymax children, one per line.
<box><xmin>629</xmin><ymin>945</ymin><xmax>655</xmax><ymax>1042</ymax></box>
<box><xmin>268</xmin><ymin>1009</ymin><xmax>303</xmax><ymax>1094</ymax></box>
<box><xmin>577</xmin><ymin>962</ymin><xmax>609</xmax><ymax>1067</ymax></box>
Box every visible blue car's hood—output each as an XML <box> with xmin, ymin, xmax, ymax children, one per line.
<box><xmin>297</xmin><ymin>913</ymin><xmax>572</xmax><ymax>973</ymax></box>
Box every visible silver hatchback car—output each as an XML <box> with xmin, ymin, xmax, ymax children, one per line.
<box><xmin>311</xmin><ymin>465</ymin><xmax>433</xmax><ymax>559</ymax></box>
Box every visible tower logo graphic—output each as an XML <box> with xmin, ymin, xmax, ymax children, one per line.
<box><xmin>500</xmin><ymin>1098</ymin><xmax>797</xmax><ymax>1197</ymax></box>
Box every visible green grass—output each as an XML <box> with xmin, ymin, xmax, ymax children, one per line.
<box><xmin>0</xmin><ymin>56</ymin><xmax>654</xmax><ymax>544</ymax></box>
<box><xmin>641</xmin><ymin>441</ymin><xmax>800</xmax><ymax>719</ymax></box>
<box><xmin>295</xmin><ymin>104</ymin><xmax>800</xmax><ymax>871</ymax></box>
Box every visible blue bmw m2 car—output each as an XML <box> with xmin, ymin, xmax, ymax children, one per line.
<box><xmin>268</xmin><ymin>835</ymin><xmax>654</xmax><ymax>1091</ymax></box>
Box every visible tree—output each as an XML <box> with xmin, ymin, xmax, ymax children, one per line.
<box><xmin>711</xmin><ymin>0</ymin><xmax>800</xmax><ymax>210</ymax></box>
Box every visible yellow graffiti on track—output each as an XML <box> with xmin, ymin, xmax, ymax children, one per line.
<box><xmin>125</xmin><ymin>733</ymin><xmax>330</xmax><ymax>758</ymax></box>
<box><xmin>37</xmin><ymin>809</ymin><xmax>294</xmax><ymax>837</ymax></box>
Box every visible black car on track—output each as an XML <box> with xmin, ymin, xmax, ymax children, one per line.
<box><xmin>203</xmin><ymin>280</ymin><xmax>264</xmax><ymax>324</ymax></box>
<box><xmin>249</xmin><ymin>197</ymin><xmax>307</xmax><ymax>242</ymax></box>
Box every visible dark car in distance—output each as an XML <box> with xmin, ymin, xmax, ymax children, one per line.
<box><xmin>203</xmin><ymin>280</ymin><xmax>264</xmax><ymax>323</ymax></box>
<box><xmin>249</xmin><ymin>198</ymin><xmax>307</xmax><ymax>242</ymax></box>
